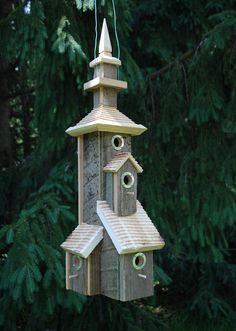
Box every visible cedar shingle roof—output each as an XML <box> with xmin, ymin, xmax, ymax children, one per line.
<box><xmin>103</xmin><ymin>152</ymin><xmax>143</xmax><ymax>173</ymax></box>
<box><xmin>65</xmin><ymin>107</ymin><xmax>147</xmax><ymax>137</ymax></box>
<box><xmin>61</xmin><ymin>224</ymin><xmax>103</xmax><ymax>258</ymax></box>
<box><xmin>97</xmin><ymin>201</ymin><xmax>164</xmax><ymax>254</ymax></box>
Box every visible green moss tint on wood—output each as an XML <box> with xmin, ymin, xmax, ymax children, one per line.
<box><xmin>61</xmin><ymin>18</ymin><xmax>165</xmax><ymax>301</ymax></box>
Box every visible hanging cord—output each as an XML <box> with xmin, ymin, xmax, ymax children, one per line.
<box><xmin>111</xmin><ymin>0</ymin><xmax>120</xmax><ymax>59</ymax></box>
<box><xmin>94</xmin><ymin>0</ymin><xmax>98</xmax><ymax>59</ymax></box>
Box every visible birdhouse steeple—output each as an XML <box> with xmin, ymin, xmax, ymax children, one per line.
<box><xmin>66</xmin><ymin>19</ymin><xmax>146</xmax><ymax>137</ymax></box>
<box><xmin>61</xmin><ymin>19</ymin><xmax>165</xmax><ymax>302</ymax></box>
<box><xmin>99</xmin><ymin>19</ymin><xmax>112</xmax><ymax>56</ymax></box>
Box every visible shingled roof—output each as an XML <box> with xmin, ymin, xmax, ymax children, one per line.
<box><xmin>61</xmin><ymin>224</ymin><xmax>103</xmax><ymax>258</ymax></box>
<box><xmin>65</xmin><ymin>107</ymin><xmax>147</xmax><ymax>137</ymax></box>
<box><xmin>97</xmin><ymin>200</ymin><xmax>164</xmax><ymax>254</ymax></box>
<box><xmin>103</xmin><ymin>152</ymin><xmax>143</xmax><ymax>173</ymax></box>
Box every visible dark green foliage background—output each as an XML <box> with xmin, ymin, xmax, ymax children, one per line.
<box><xmin>0</xmin><ymin>0</ymin><xmax>236</xmax><ymax>330</ymax></box>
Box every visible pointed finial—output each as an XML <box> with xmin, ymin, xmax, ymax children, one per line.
<box><xmin>99</xmin><ymin>18</ymin><xmax>112</xmax><ymax>56</ymax></box>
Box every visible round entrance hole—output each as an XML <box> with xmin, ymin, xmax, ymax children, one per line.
<box><xmin>112</xmin><ymin>135</ymin><xmax>124</xmax><ymax>151</ymax></box>
<box><xmin>121</xmin><ymin>172</ymin><xmax>135</xmax><ymax>188</ymax></box>
<box><xmin>132</xmin><ymin>253</ymin><xmax>146</xmax><ymax>270</ymax></box>
<box><xmin>72</xmin><ymin>255</ymin><xmax>82</xmax><ymax>271</ymax></box>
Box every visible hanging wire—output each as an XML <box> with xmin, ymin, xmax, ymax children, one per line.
<box><xmin>94</xmin><ymin>0</ymin><xmax>98</xmax><ymax>59</ymax></box>
<box><xmin>111</xmin><ymin>0</ymin><xmax>120</xmax><ymax>59</ymax></box>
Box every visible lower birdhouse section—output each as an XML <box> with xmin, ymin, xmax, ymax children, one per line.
<box><xmin>119</xmin><ymin>251</ymin><xmax>154</xmax><ymax>301</ymax></box>
<box><xmin>61</xmin><ymin>223</ymin><xmax>103</xmax><ymax>296</ymax></box>
<box><xmin>65</xmin><ymin>246</ymin><xmax>101</xmax><ymax>296</ymax></box>
<box><xmin>100</xmin><ymin>241</ymin><xmax>154</xmax><ymax>301</ymax></box>
<box><xmin>66</xmin><ymin>243</ymin><xmax>153</xmax><ymax>301</ymax></box>
<box><xmin>61</xmin><ymin>202</ymin><xmax>164</xmax><ymax>301</ymax></box>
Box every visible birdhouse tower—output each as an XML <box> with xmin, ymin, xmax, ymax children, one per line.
<box><xmin>61</xmin><ymin>19</ymin><xmax>165</xmax><ymax>301</ymax></box>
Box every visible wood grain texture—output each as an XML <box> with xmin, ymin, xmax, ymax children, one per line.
<box><xmin>66</xmin><ymin>251</ymin><xmax>70</xmax><ymax>290</ymax></box>
<box><xmin>113</xmin><ymin>173</ymin><xmax>118</xmax><ymax>214</ymax></box>
<box><xmin>84</xmin><ymin>76</ymin><xmax>127</xmax><ymax>92</ymax></box>
<box><xmin>117</xmin><ymin>162</ymin><xmax>137</xmax><ymax>216</ymax></box>
<box><xmin>78</xmin><ymin>136</ymin><xmax>84</xmax><ymax>224</ymax></box>
<box><xmin>106</xmin><ymin>173</ymin><xmax>113</xmax><ymax>210</ymax></box>
<box><xmin>69</xmin><ymin>254</ymin><xmax>88</xmax><ymax>295</ymax></box>
<box><xmin>66</xmin><ymin>106</ymin><xmax>147</xmax><ymax>137</ymax></box>
<box><xmin>97</xmin><ymin>200</ymin><xmax>165</xmax><ymax>254</ymax></box>
<box><xmin>119</xmin><ymin>251</ymin><xmax>154</xmax><ymax>301</ymax></box>
<box><xmin>100</xmin><ymin>232</ymin><xmax>119</xmax><ymax>300</ymax></box>
<box><xmin>83</xmin><ymin>132</ymin><xmax>101</xmax><ymax>226</ymax></box>
<box><xmin>61</xmin><ymin>224</ymin><xmax>103</xmax><ymax>258</ymax></box>
<box><xmin>101</xmin><ymin>132</ymin><xmax>131</xmax><ymax>200</ymax></box>
<box><xmin>93</xmin><ymin>87</ymin><xmax>117</xmax><ymax>109</ymax></box>
<box><xmin>89</xmin><ymin>242</ymin><xmax>102</xmax><ymax>295</ymax></box>
<box><xmin>94</xmin><ymin>64</ymin><xmax>117</xmax><ymax>79</ymax></box>
<box><xmin>103</xmin><ymin>152</ymin><xmax>143</xmax><ymax>173</ymax></box>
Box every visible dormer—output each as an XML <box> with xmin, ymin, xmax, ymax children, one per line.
<box><xmin>103</xmin><ymin>152</ymin><xmax>143</xmax><ymax>216</ymax></box>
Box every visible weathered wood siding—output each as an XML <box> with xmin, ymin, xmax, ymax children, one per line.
<box><xmin>100</xmin><ymin>233</ymin><xmax>120</xmax><ymax>300</ymax></box>
<box><xmin>81</xmin><ymin>131</ymin><xmax>133</xmax><ymax>299</ymax></box>
<box><xmin>93</xmin><ymin>63</ymin><xmax>117</xmax><ymax>79</ymax></box>
<box><xmin>83</xmin><ymin>132</ymin><xmax>100</xmax><ymax>225</ymax></box>
<box><xmin>119</xmin><ymin>251</ymin><xmax>153</xmax><ymax>301</ymax></box>
<box><xmin>68</xmin><ymin>253</ymin><xmax>88</xmax><ymax>295</ymax></box>
<box><xmin>116</xmin><ymin>161</ymin><xmax>137</xmax><ymax>216</ymax></box>
<box><xmin>101</xmin><ymin>132</ymin><xmax>131</xmax><ymax>200</ymax></box>
<box><xmin>106</xmin><ymin>173</ymin><xmax>113</xmax><ymax>210</ymax></box>
<box><xmin>88</xmin><ymin>243</ymin><xmax>102</xmax><ymax>295</ymax></box>
<box><xmin>93</xmin><ymin>88</ymin><xmax>117</xmax><ymax>108</ymax></box>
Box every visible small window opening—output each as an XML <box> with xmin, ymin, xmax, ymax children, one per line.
<box><xmin>72</xmin><ymin>255</ymin><xmax>82</xmax><ymax>271</ymax></box>
<box><xmin>132</xmin><ymin>253</ymin><xmax>146</xmax><ymax>270</ymax></box>
<box><xmin>121</xmin><ymin>172</ymin><xmax>134</xmax><ymax>188</ymax></box>
<box><xmin>112</xmin><ymin>135</ymin><xmax>124</xmax><ymax>150</ymax></box>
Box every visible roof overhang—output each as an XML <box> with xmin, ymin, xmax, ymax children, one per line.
<box><xmin>61</xmin><ymin>224</ymin><xmax>103</xmax><ymax>258</ymax></box>
<box><xmin>89</xmin><ymin>55</ymin><xmax>121</xmax><ymax>68</ymax></box>
<box><xmin>84</xmin><ymin>77</ymin><xmax>127</xmax><ymax>92</ymax></box>
<box><xmin>97</xmin><ymin>201</ymin><xmax>165</xmax><ymax>255</ymax></box>
<box><xmin>66</xmin><ymin>120</ymin><xmax>147</xmax><ymax>137</ymax></box>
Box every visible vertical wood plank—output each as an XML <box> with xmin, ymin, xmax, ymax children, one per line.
<box><xmin>87</xmin><ymin>255</ymin><xmax>91</xmax><ymax>295</ymax></box>
<box><xmin>66</xmin><ymin>251</ymin><xmax>71</xmax><ymax>290</ymax></box>
<box><xmin>106</xmin><ymin>173</ymin><xmax>113</xmax><ymax>210</ymax></box>
<box><xmin>83</xmin><ymin>132</ymin><xmax>100</xmax><ymax>225</ymax></box>
<box><xmin>117</xmin><ymin>162</ymin><xmax>137</xmax><ymax>216</ymax></box>
<box><xmin>113</xmin><ymin>173</ymin><xmax>118</xmax><ymax>214</ymax></box>
<box><xmin>78</xmin><ymin>136</ymin><xmax>84</xmax><ymax>224</ymax></box>
<box><xmin>119</xmin><ymin>252</ymin><xmax>154</xmax><ymax>301</ymax></box>
<box><xmin>70</xmin><ymin>254</ymin><xmax>88</xmax><ymax>295</ymax></box>
<box><xmin>100</xmin><ymin>233</ymin><xmax>119</xmax><ymax>300</ymax></box>
<box><xmin>89</xmin><ymin>242</ymin><xmax>102</xmax><ymax>295</ymax></box>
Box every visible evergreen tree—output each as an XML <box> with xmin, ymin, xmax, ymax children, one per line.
<box><xmin>0</xmin><ymin>1</ymin><xmax>235</xmax><ymax>330</ymax></box>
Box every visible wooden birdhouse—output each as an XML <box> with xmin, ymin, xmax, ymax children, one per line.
<box><xmin>61</xmin><ymin>19</ymin><xmax>165</xmax><ymax>301</ymax></box>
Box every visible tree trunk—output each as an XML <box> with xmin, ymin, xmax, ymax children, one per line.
<box><xmin>0</xmin><ymin>2</ymin><xmax>13</xmax><ymax>167</ymax></box>
<box><xmin>0</xmin><ymin>59</ymin><xmax>13</xmax><ymax>167</ymax></box>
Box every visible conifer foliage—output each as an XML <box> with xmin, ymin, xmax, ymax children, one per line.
<box><xmin>0</xmin><ymin>1</ymin><xmax>236</xmax><ymax>330</ymax></box>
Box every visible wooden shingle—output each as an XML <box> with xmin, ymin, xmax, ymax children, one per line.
<box><xmin>97</xmin><ymin>200</ymin><xmax>165</xmax><ymax>254</ymax></box>
<box><xmin>65</xmin><ymin>106</ymin><xmax>147</xmax><ymax>137</ymax></box>
<box><xmin>103</xmin><ymin>152</ymin><xmax>143</xmax><ymax>173</ymax></box>
<box><xmin>61</xmin><ymin>224</ymin><xmax>103</xmax><ymax>258</ymax></box>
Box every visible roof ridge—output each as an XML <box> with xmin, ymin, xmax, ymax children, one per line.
<box><xmin>103</xmin><ymin>152</ymin><xmax>143</xmax><ymax>173</ymax></box>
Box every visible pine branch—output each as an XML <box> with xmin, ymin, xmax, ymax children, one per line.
<box><xmin>150</xmin><ymin>48</ymin><xmax>196</xmax><ymax>80</ymax></box>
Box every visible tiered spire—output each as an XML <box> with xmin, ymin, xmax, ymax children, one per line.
<box><xmin>66</xmin><ymin>19</ymin><xmax>146</xmax><ymax>137</ymax></box>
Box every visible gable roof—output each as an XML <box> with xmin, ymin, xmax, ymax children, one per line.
<box><xmin>97</xmin><ymin>200</ymin><xmax>164</xmax><ymax>254</ymax></box>
<box><xmin>65</xmin><ymin>107</ymin><xmax>147</xmax><ymax>137</ymax></box>
<box><xmin>103</xmin><ymin>152</ymin><xmax>143</xmax><ymax>173</ymax></box>
<box><xmin>60</xmin><ymin>224</ymin><xmax>103</xmax><ymax>258</ymax></box>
